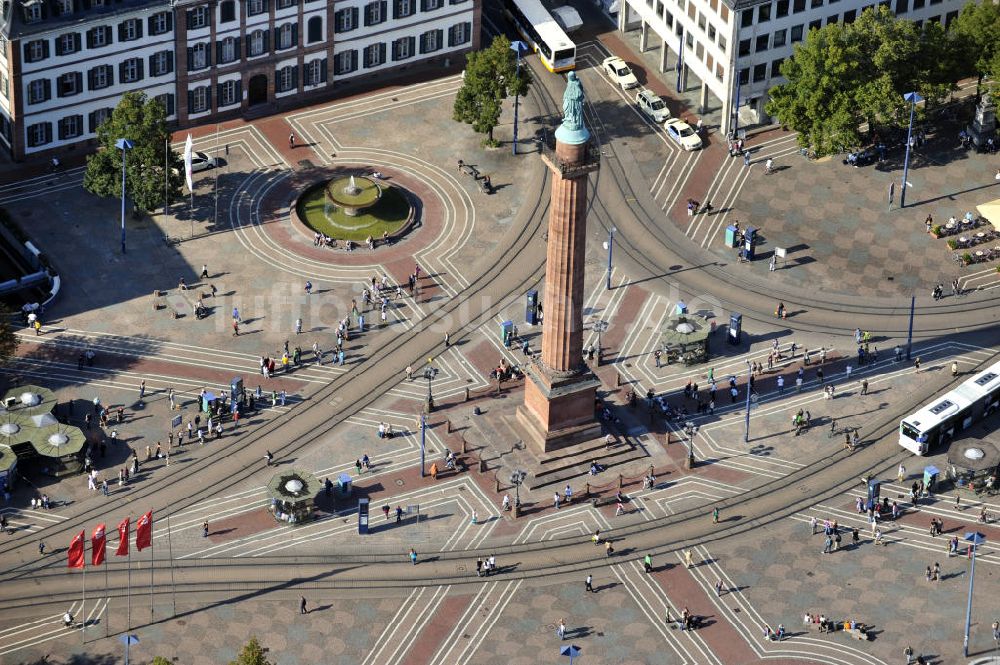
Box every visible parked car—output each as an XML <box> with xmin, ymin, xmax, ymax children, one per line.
<box><xmin>602</xmin><ymin>56</ymin><xmax>639</xmax><ymax>90</ymax></box>
<box><xmin>665</xmin><ymin>119</ymin><xmax>703</xmax><ymax>151</ymax></box>
<box><xmin>635</xmin><ymin>90</ymin><xmax>671</xmax><ymax>123</ymax></box>
<box><xmin>190</xmin><ymin>151</ymin><xmax>218</xmax><ymax>172</ymax></box>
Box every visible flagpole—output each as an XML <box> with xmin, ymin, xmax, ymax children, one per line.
<box><xmin>149</xmin><ymin>517</ymin><xmax>154</xmax><ymax>624</ymax></box>
<box><xmin>126</xmin><ymin>521</ymin><xmax>131</xmax><ymax>633</ymax></box>
<box><xmin>104</xmin><ymin>555</ymin><xmax>109</xmax><ymax>638</ymax></box>
<box><xmin>167</xmin><ymin>515</ymin><xmax>176</xmax><ymax>617</ymax></box>
<box><xmin>81</xmin><ymin>556</ymin><xmax>86</xmax><ymax>643</ymax></box>
<box><xmin>213</xmin><ymin>123</ymin><xmax>219</xmax><ymax>229</ymax></box>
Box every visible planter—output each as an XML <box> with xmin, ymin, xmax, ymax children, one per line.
<box><xmin>947</xmin><ymin>239</ymin><xmax>958</xmax><ymax>250</ymax></box>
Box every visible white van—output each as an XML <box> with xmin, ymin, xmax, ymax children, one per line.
<box><xmin>551</xmin><ymin>6</ymin><xmax>583</xmax><ymax>33</ymax></box>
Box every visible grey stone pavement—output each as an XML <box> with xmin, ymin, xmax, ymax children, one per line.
<box><xmin>1</xmin><ymin>16</ymin><xmax>1000</xmax><ymax>665</ymax></box>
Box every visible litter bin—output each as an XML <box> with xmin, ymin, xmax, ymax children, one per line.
<box><xmin>525</xmin><ymin>290</ymin><xmax>539</xmax><ymax>325</ymax></box>
<box><xmin>501</xmin><ymin>320</ymin><xmax>514</xmax><ymax>347</ymax></box>
<box><xmin>338</xmin><ymin>472</ymin><xmax>353</xmax><ymax>496</ymax></box>
<box><xmin>728</xmin><ymin>312</ymin><xmax>742</xmax><ymax>346</ymax></box>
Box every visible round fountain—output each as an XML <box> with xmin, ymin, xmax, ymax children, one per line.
<box><xmin>295</xmin><ymin>170</ymin><xmax>414</xmax><ymax>242</ymax></box>
<box><xmin>324</xmin><ymin>175</ymin><xmax>382</xmax><ymax>217</ymax></box>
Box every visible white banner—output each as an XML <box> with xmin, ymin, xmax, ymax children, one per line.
<box><xmin>183</xmin><ymin>133</ymin><xmax>193</xmax><ymax>193</ymax></box>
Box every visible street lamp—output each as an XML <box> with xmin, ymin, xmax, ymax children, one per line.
<box><xmin>510</xmin><ymin>40</ymin><xmax>528</xmax><ymax>156</ymax></box>
<box><xmin>963</xmin><ymin>531</ymin><xmax>987</xmax><ymax>657</ymax></box>
<box><xmin>900</xmin><ymin>91</ymin><xmax>923</xmax><ymax>209</ymax></box>
<box><xmin>423</xmin><ymin>357</ymin><xmax>437</xmax><ymax>413</ymax></box>
<box><xmin>604</xmin><ymin>227</ymin><xmax>617</xmax><ymax>290</ymax></box>
<box><xmin>593</xmin><ymin>319</ymin><xmax>608</xmax><ymax>366</ymax></box>
<box><xmin>509</xmin><ymin>469</ymin><xmax>526</xmax><ymax>516</ymax></box>
<box><xmin>115</xmin><ymin>138</ymin><xmax>134</xmax><ymax>254</ymax></box>
<box><xmin>419</xmin><ymin>413</ymin><xmax>427</xmax><ymax>477</ymax></box>
<box><xmin>743</xmin><ymin>359</ymin><xmax>753</xmax><ymax>443</ymax></box>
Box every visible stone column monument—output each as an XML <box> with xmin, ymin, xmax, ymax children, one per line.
<box><xmin>517</xmin><ymin>72</ymin><xmax>602</xmax><ymax>453</ymax></box>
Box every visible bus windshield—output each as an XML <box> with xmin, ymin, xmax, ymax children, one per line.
<box><xmin>900</xmin><ymin>422</ymin><xmax>921</xmax><ymax>440</ymax></box>
<box><xmin>553</xmin><ymin>47</ymin><xmax>575</xmax><ymax>63</ymax></box>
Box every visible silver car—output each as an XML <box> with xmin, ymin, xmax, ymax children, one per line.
<box><xmin>636</xmin><ymin>90</ymin><xmax>671</xmax><ymax>123</ymax></box>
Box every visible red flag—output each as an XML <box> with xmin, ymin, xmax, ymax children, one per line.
<box><xmin>115</xmin><ymin>517</ymin><xmax>129</xmax><ymax>557</ymax></box>
<box><xmin>67</xmin><ymin>530</ymin><xmax>85</xmax><ymax>569</ymax></box>
<box><xmin>135</xmin><ymin>510</ymin><xmax>152</xmax><ymax>551</ymax></box>
<box><xmin>91</xmin><ymin>524</ymin><xmax>106</xmax><ymax>566</ymax></box>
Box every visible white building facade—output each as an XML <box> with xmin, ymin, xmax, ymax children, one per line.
<box><xmin>0</xmin><ymin>0</ymin><xmax>479</xmax><ymax>160</ymax></box>
<box><xmin>617</xmin><ymin>0</ymin><xmax>968</xmax><ymax>135</ymax></box>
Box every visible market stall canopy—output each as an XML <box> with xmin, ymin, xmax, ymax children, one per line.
<box><xmin>32</xmin><ymin>423</ymin><xmax>88</xmax><ymax>458</ymax></box>
<box><xmin>946</xmin><ymin>432</ymin><xmax>1000</xmax><ymax>472</ymax></box>
<box><xmin>266</xmin><ymin>469</ymin><xmax>320</xmax><ymax>503</ymax></box>
<box><xmin>0</xmin><ymin>412</ymin><xmax>32</xmax><ymax>446</ymax></box>
<box><xmin>0</xmin><ymin>444</ymin><xmax>16</xmax><ymax>474</ymax></box>
<box><xmin>976</xmin><ymin>199</ymin><xmax>1000</xmax><ymax>233</ymax></box>
<box><xmin>1</xmin><ymin>385</ymin><xmax>57</xmax><ymax>418</ymax></box>
<box><xmin>660</xmin><ymin>315</ymin><xmax>711</xmax><ymax>347</ymax></box>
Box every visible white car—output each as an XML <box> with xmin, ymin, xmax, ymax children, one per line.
<box><xmin>665</xmin><ymin>119</ymin><xmax>703</xmax><ymax>151</ymax></box>
<box><xmin>602</xmin><ymin>56</ymin><xmax>638</xmax><ymax>90</ymax></box>
<box><xmin>190</xmin><ymin>151</ymin><xmax>218</xmax><ymax>172</ymax></box>
<box><xmin>636</xmin><ymin>90</ymin><xmax>671</xmax><ymax>123</ymax></box>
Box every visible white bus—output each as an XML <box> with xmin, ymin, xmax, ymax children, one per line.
<box><xmin>899</xmin><ymin>359</ymin><xmax>1000</xmax><ymax>455</ymax></box>
<box><xmin>502</xmin><ymin>0</ymin><xmax>577</xmax><ymax>72</ymax></box>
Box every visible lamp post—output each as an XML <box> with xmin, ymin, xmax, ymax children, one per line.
<box><xmin>604</xmin><ymin>226</ymin><xmax>617</xmax><ymax>290</ymax></box>
<box><xmin>744</xmin><ymin>358</ymin><xmax>753</xmax><ymax>443</ymax></box>
<box><xmin>509</xmin><ymin>469</ymin><xmax>526</xmax><ymax>517</ymax></box>
<box><xmin>900</xmin><ymin>91</ymin><xmax>922</xmax><ymax>209</ymax></box>
<box><xmin>963</xmin><ymin>531</ymin><xmax>987</xmax><ymax>657</ymax></box>
<box><xmin>593</xmin><ymin>319</ymin><xmax>608</xmax><ymax>366</ymax></box>
<box><xmin>423</xmin><ymin>357</ymin><xmax>437</xmax><ymax>413</ymax></box>
<box><xmin>419</xmin><ymin>413</ymin><xmax>427</xmax><ymax>477</ymax></box>
<box><xmin>115</xmin><ymin>138</ymin><xmax>134</xmax><ymax>254</ymax></box>
<box><xmin>510</xmin><ymin>40</ymin><xmax>528</xmax><ymax>156</ymax></box>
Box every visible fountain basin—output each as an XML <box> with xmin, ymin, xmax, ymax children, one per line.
<box><xmin>295</xmin><ymin>174</ymin><xmax>413</xmax><ymax>242</ymax></box>
<box><xmin>324</xmin><ymin>175</ymin><xmax>382</xmax><ymax>216</ymax></box>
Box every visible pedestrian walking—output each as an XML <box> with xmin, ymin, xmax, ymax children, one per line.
<box><xmin>712</xmin><ymin>506</ymin><xmax>720</xmax><ymax>524</ymax></box>
<box><xmin>409</xmin><ymin>548</ymin><xmax>417</xmax><ymax>564</ymax></box>
<box><xmin>101</xmin><ymin>479</ymin><xmax>108</xmax><ymax>496</ymax></box>
<box><xmin>556</xmin><ymin>619</ymin><xmax>566</xmax><ymax>640</ymax></box>
<box><xmin>605</xmin><ymin>540</ymin><xmax>614</xmax><ymax>557</ymax></box>
<box><xmin>203</xmin><ymin>521</ymin><xmax>209</xmax><ymax>537</ymax></box>
<box><xmin>476</xmin><ymin>558</ymin><xmax>483</xmax><ymax>577</ymax></box>
<box><xmin>822</xmin><ymin>536</ymin><xmax>833</xmax><ymax>554</ymax></box>
<box><xmin>644</xmin><ymin>553</ymin><xmax>653</xmax><ymax>573</ymax></box>
<box><xmin>684</xmin><ymin>549</ymin><xmax>693</xmax><ymax>568</ymax></box>
<box><xmin>860</xmin><ymin>379</ymin><xmax>868</xmax><ymax>395</ymax></box>
<box><xmin>897</xmin><ymin>464</ymin><xmax>906</xmax><ymax>483</ymax></box>
<box><xmin>289</xmin><ymin>133</ymin><xmax>296</xmax><ymax>149</ymax></box>
<box><xmin>295</xmin><ymin>318</ymin><xmax>302</xmax><ymax>334</ymax></box>
<box><xmin>38</xmin><ymin>541</ymin><xmax>45</xmax><ymax>555</ymax></box>
<box><xmin>265</xmin><ymin>450</ymin><xmax>273</xmax><ymax>466</ymax></box>
<box><xmin>300</xmin><ymin>596</ymin><xmax>307</xmax><ymax>614</ymax></box>
<box><xmin>715</xmin><ymin>579</ymin><xmax>723</xmax><ymax>596</ymax></box>
<box><xmin>810</xmin><ymin>516</ymin><xmax>818</xmax><ymax>534</ymax></box>
<box><xmin>554</xmin><ymin>492</ymin><xmax>561</xmax><ymax>510</ymax></box>
<box><xmin>585</xmin><ymin>574</ymin><xmax>595</xmax><ymax>592</ymax></box>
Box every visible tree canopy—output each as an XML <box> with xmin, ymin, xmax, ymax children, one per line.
<box><xmin>82</xmin><ymin>91</ymin><xmax>184</xmax><ymax>213</ymax></box>
<box><xmin>765</xmin><ymin>6</ymin><xmax>959</xmax><ymax>154</ymax></box>
<box><xmin>453</xmin><ymin>35</ymin><xmax>533</xmax><ymax>146</ymax></box>
<box><xmin>950</xmin><ymin>1</ymin><xmax>1000</xmax><ymax>85</ymax></box>
<box><xmin>228</xmin><ymin>636</ymin><xmax>275</xmax><ymax>665</ymax></box>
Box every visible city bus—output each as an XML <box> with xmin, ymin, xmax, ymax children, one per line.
<box><xmin>502</xmin><ymin>0</ymin><xmax>577</xmax><ymax>72</ymax></box>
<box><xmin>899</xmin><ymin>359</ymin><xmax>1000</xmax><ymax>455</ymax></box>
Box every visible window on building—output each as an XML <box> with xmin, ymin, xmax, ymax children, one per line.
<box><xmin>119</xmin><ymin>18</ymin><xmax>141</xmax><ymax>41</ymax></box>
<box><xmin>393</xmin><ymin>0</ymin><xmax>413</xmax><ymax>18</ymax></box>
<box><xmin>752</xmin><ymin>63</ymin><xmax>766</xmax><ymax>81</ymax></box>
<box><xmin>219</xmin><ymin>36</ymin><xmax>238</xmax><ymax>63</ymax></box>
<box><xmin>364</xmin><ymin>1</ymin><xmax>386</xmax><ymax>25</ymax></box>
<box><xmin>27</xmin><ymin>78</ymin><xmax>49</xmax><ymax>104</ymax></box>
<box><xmin>0</xmin><ymin>75</ymin><xmax>8</xmax><ymax>99</ymax></box>
<box><xmin>771</xmin><ymin>57</ymin><xmax>784</xmax><ymax>77</ymax></box>
<box><xmin>155</xmin><ymin>93</ymin><xmax>175</xmax><ymax>116</ymax></box>
<box><xmin>220</xmin><ymin>0</ymin><xmax>235</xmax><ymax>22</ymax></box>
<box><xmin>277</xmin><ymin>0</ymin><xmax>295</xmax><ymax>8</ymax></box>
<box><xmin>25</xmin><ymin>40</ymin><xmax>48</xmax><ymax>63</ymax></box>
<box><xmin>188</xmin><ymin>6</ymin><xmax>208</xmax><ymax>29</ymax></box>
<box><xmin>89</xmin><ymin>107</ymin><xmax>112</xmax><ymax>133</ymax></box>
<box><xmin>740</xmin><ymin>8</ymin><xmax>752</xmax><ymax>26</ymax></box>
<box><xmin>333</xmin><ymin>51</ymin><xmax>356</xmax><ymax>75</ymax></box>
<box><xmin>927</xmin><ymin>13</ymin><xmax>940</xmax><ymax>22</ymax></box>
<box><xmin>738</xmin><ymin>67</ymin><xmax>749</xmax><ymax>84</ymax></box>
<box><xmin>276</xmin><ymin>64</ymin><xmax>297</xmax><ymax>90</ymax></box>
<box><xmin>945</xmin><ymin>10</ymin><xmax>957</xmax><ymax>26</ymax></box>
<box><xmin>305</xmin><ymin>58</ymin><xmax>326</xmax><ymax>85</ymax></box>
<box><xmin>57</xmin><ymin>0</ymin><xmax>72</xmax><ymax>16</ymax></box>
<box><xmin>24</xmin><ymin>3</ymin><xmax>41</xmax><ymax>23</ymax></box>
<box><xmin>773</xmin><ymin>28</ymin><xmax>786</xmax><ymax>46</ymax></box>
<box><xmin>149</xmin><ymin>11</ymin><xmax>171</xmax><ymax>34</ymax></box>
<box><xmin>277</xmin><ymin>23</ymin><xmax>296</xmax><ymax>49</ymax></box>
<box><xmin>826</xmin><ymin>13</ymin><xmax>838</xmax><ymax>23</ymax></box>
<box><xmin>218</xmin><ymin>79</ymin><xmax>240</xmax><ymax>106</ymax></box>
<box><xmin>421</xmin><ymin>0</ymin><xmax>442</xmax><ymax>10</ymax></box>
<box><xmin>808</xmin><ymin>18</ymin><xmax>821</xmax><ymax>30</ymax></box>
<box><xmin>120</xmin><ymin>57</ymin><xmax>143</xmax><ymax>83</ymax></box>
<box><xmin>58</xmin><ymin>115</ymin><xmax>82</xmax><ymax>140</ymax></box>
<box><xmin>57</xmin><ymin>33</ymin><xmax>79</xmax><ymax>55</ymax></box>
<box><xmin>720</xmin><ymin>4</ymin><xmax>728</xmax><ymax>21</ymax></box>
<box><xmin>57</xmin><ymin>71</ymin><xmax>81</xmax><ymax>96</ymax></box>
<box><xmin>364</xmin><ymin>42</ymin><xmax>386</xmax><ymax>67</ymax></box>
<box><xmin>392</xmin><ymin>35</ymin><xmax>415</xmax><ymax>60</ymax></box>
<box><xmin>664</xmin><ymin>10</ymin><xmax>673</xmax><ymax>26</ymax></box>
<box><xmin>419</xmin><ymin>28</ymin><xmax>442</xmax><ymax>53</ymax></box>
<box><xmin>307</xmin><ymin>16</ymin><xmax>322</xmax><ymax>42</ymax></box>
<box><xmin>755</xmin><ymin>34</ymin><xmax>768</xmax><ymax>51</ymax></box>
<box><xmin>91</xmin><ymin>0</ymin><xmax>104</xmax><ymax>7</ymax></box>
<box><xmin>247</xmin><ymin>0</ymin><xmax>265</xmax><ymax>15</ymax></box>
<box><xmin>27</xmin><ymin>123</ymin><xmax>51</xmax><ymax>147</ymax></box>
<box><xmin>89</xmin><ymin>64</ymin><xmax>112</xmax><ymax>89</ymax></box>
<box><xmin>150</xmin><ymin>50</ymin><xmax>172</xmax><ymax>76</ymax></box>
<box><xmin>928</xmin><ymin>0</ymin><xmax>941</xmax><ymax>5</ymax></box>
<box><xmin>793</xmin><ymin>0</ymin><xmax>805</xmax><ymax>12</ymax></box>
<box><xmin>335</xmin><ymin>7</ymin><xmax>357</xmax><ymax>31</ymax></box>
<box><xmin>707</xmin><ymin>24</ymin><xmax>715</xmax><ymax>40</ymax></box>
<box><xmin>189</xmin><ymin>43</ymin><xmax>208</xmax><ymax>70</ymax></box>
<box><xmin>738</xmin><ymin>38</ymin><xmax>750</xmax><ymax>56</ymax></box>
<box><xmin>843</xmin><ymin>8</ymin><xmax>856</xmax><ymax>21</ymax></box>
<box><xmin>811</xmin><ymin>0</ymin><xmax>822</xmax><ymax>7</ymax></box>
<box><xmin>190</xmin><ymin>86</ymin><xmax>210</xmax><ymax>113</ymax></box>
<box><xmin>695</xmin><ymin>41</ymin><xmax>703</xmax><ymax>60</ymax></box>
<box><xmin>758</xmin><ymin>2</ymin><xmax>771</xmax><ymax>21</ymax></box>
<box><xmin>790</xmin><ymin>24</ymin><xmax>803</xmax><ymax>41</ymax></box>
<box><xmin>913</xmin><ymin>18</ymin><xmax>922</xmax><ymax>28</ymax></box>
<box><xmin>248</xmin><ymin>29</ymin><xmax>268</xmax><ymax>56</ymax></box>
<box><xmin>776</xmin><ymin>0</ymin><xmax>788</xmax><ymax>16</ymax></box>
<box><xmin>87</xmin><ymin>25</ymin><xmax>111</xmax><ymax>47</ymax></box>
<box><xmin>718</xmin><ymin>35</ymin><xmax>726</xmax><ymax>52</ymax></box>
<box><xmin>716</xmin><ymin>63</ymin><xmax>724</xmax><ymax>80</ymax></box>
<box><xmin>706</xmin><ymin>53</ymin><xmax>713</xmax><ymax>70</ymax></box>
<box><xmin>697</xmin><ymin>12</ymin><xmax>706</xmax><ymax>30</ymax></box>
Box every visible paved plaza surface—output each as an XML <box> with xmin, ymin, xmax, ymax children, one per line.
<box><xmin>2</xmin><ymin>13</ymin><xmax>1000</xmax><ymax>665</ymax></box>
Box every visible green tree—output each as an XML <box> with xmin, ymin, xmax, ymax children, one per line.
<box><xmin>453</xmin><ymin>35</ymin><xmax>533</xmax><ymax>146</ymax></box>
<box><xmin>0</xmin><ymin>306</ymin><xmax>18</xmax><ymax>365</ymax></box>
<box><xmin>950</xmin><ymin>1</ymin><xmax>1000</xmax><ymax>89</ymax></box>
<box><xmin>151</xmin><ymin>657</ymin><xmax>172</xmax><ymax>665</ymax></box>
<box><xmin>229</xmin><ymin>636</ymin><xmax>275</xmax><ymax>665</ymax></box>
<box><xmin>83</xmin><ymin>91</ymin><xmax>183</xmax><ymax>213</ymax></box>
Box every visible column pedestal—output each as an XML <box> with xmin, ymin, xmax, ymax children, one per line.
<box><xmin>517</xmin><ymin>364</ymin><xmax>602</xmax><ymax>453</ymax></box>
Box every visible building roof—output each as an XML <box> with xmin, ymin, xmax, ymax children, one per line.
<box><xmin>1</xmin><ymin>0</ymin><xmax>169</xmax><ymax>41</ymax></box>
